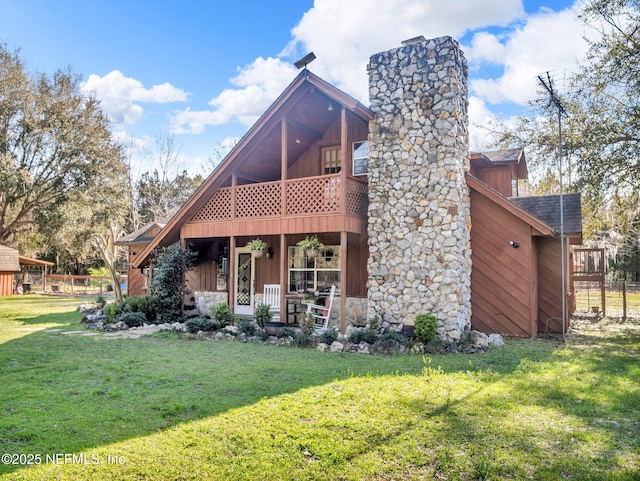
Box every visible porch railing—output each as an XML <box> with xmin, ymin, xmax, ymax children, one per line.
<box><xmin>190</xmin><ymin>174</ymin><xmax>368</xmax><ymax>223</ymax></box>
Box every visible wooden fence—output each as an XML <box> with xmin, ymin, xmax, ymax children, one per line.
<box><xmin>44</xmin><ymin>274</ymin><xmax>128</xmax><ymax>296</ymax></box>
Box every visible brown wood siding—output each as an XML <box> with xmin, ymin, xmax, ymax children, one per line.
<box><xmin>182</xmin><ymin>214</ymin><xmax>366</xmax><ymax>238</ymax></box>
<box><xmin>470</xmin><ymin>190</ymin><xmax>536</xmax><ymax>337</ymax></box>
<box><xmin>0</xmin><ymin>272</ymin><xmax>14</xmax><ymax>296</ymax></box>
<box><xmin>536</xmin><ymin>237</ymin><xmax>567</xmax><ymax>333</ymax></box>
<box><xmin>186</xmin><ymin>259</ymin><xmax>217</xmax><ymax>293</ymax></box>
<box><xmin>287</xmin><ymin>113</ymin><xmax>369</xmax><ymax>181</ymax></box>
<box><xmin>476</xmin><ymin>166</ymin><xmax>513</xmax><ymax>197</ymax></box>
<box><xmin>346</xmin><ymin>232</ymin><xmax>368</xmax><ymax>297</ymax></box>
<box><xmin>126</xmin><ymin>242</ymin><xmax>148</xmax><ymax>296</ymax></box>
<box><xmin>127</xmin><ymin>269</ymin><xmax>147</xmax><ymax>297</ymax></box>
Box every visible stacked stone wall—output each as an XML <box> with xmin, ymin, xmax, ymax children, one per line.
<box><xmin>366</xmin><ymin>36</ymin><xmax>472</xmax><ymax>341</ymax></box>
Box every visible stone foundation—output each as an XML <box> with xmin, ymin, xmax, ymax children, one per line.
<box><xmin>366</xmin><ymin>36</ymin><xmax>472</xmax><ymax>342</ymax></box>
<box><xmin>194</xmin><ymin>291</ymin><xmax>228</xmax><ymax>317</ymax></box>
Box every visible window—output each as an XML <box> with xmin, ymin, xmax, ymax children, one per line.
<box><xmin>288</xmin><ymin>246</ymin><xmax>340</xmax><ymax>293</ymax></box>
<box><xmin>352</xmin><ymin>140</ymin><xmax>369</xmax><ymax>176</ymax></box>
<box><xmin>323</xmin><ymin>146</ymin><xmax>341</xmax><ymax>174</ymax></box>
<box><xmin>511</xmin><ymin>177</ymin><xmax>519</xmax><ymax>197</ymax></box>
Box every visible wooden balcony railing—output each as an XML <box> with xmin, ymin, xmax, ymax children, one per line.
<box><xmin>190</xmin><ymin>174</ymin><xmax>368</xmax><ymax>223</ymax></box>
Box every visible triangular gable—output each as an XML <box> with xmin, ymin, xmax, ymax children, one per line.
<box><xmin>134</xmin><ymin>70</ymin><xmax>372</xmax><ymax>268</ymax></box>
<box><xmin>466</xmin><ymin>173</ymin><xmax>557</xmax><ymax>236</ymax></box>
<box><xmin>117</xmin><ymin>217</ymin><xmax>171</xmax><ymax>245</ymax></box>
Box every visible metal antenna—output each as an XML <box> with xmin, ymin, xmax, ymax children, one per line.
<box><xmin>538</xmin><ymin>71</ymin><xmax>568</xmax><ymax>342</ymax></box>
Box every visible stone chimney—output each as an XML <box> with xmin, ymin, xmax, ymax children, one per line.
<box><xmin>366</xmin><ymin>36</ymin><xmax>472</xmax><ymax>342</ymax></box>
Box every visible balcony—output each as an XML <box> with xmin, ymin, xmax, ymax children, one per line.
<box><xmin>184</xmin><ymin>174</ymin><xmax>369</xmax><ymax>237</ymax></box>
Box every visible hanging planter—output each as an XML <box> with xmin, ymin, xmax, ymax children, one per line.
<box><xmin>246</xmin><ymin>238</ymin><xmax>267</xmax><ymax>258</ymax></box>
<box><xmin>297</xmin><ymin>235</ymin><xmax>324</xmax><ymax>259</ymax></box>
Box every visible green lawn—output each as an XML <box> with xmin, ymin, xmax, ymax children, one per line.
<box><xmin>1</xmin><ymin>295</ymin><xmax>639</xmax><ymax>480</ymax></box>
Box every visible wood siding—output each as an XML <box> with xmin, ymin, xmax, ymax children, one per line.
<box><xmin>127</xmin><ymin>269</ymin><xmax>147</xmax><ymax>297</ymax></box>
<box><xmin>126</xmin><ymin>242</ymin><xmax>149</xmax><ymax>297</ymax></box>
<box><xmin>0</xmin><ymin>272</ymin><xmax>14</xmax><ymax>296</ymax></box>
<box><xmin>470</xmin><ymin>189</ymin><xmax>537</xmax><ymax>337</ymax></box>
<box><xmin>474</xmin><ymin>166</ymin><xmax>514</xmax><ymax>197</ymax></box>
<box><xmin>536</xmin><ymin>237</ymin><xmax>569</xmax><ymax>333</ymax></box>
<box><xmin>184</xmin><ymin>232</ymin><xmax>368</xmax><ymax>299</ymax></box>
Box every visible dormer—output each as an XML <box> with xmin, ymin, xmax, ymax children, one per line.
<box><xmin>469</xmin><ymin>147</ymin><xmax>528</xmax><ymax>197</ymax></box>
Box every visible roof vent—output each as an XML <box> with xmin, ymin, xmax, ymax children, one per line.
<box><xmin>401</xmin><ymin>35</ymin><xmax>426</xmax><ymax>46</ymax></box>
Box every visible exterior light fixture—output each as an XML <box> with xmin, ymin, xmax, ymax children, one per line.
<box><xmin>510</xmin><ymin>241</ymin><xmax>520</xmax><ymax>248</ymax></box>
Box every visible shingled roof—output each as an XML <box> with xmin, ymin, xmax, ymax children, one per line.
<box><xmin>510</xmin><ymin>193</ymin><xmax>582</xmax><ymax>235</ymax></box>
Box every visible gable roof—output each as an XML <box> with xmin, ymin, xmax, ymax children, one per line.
<box><xmin>466</xmin><ymin>174</ymin><xmax>557</xmax><ymax>237</ymax></box>
<box><xmin>510</xmin><ymin>193</ymin><xmax>582</xmax><ymax>235</ymax></box>
<box><xmin>0</xmin><ymin>245</ymin><xmax>20</xmax><ymax>272</ymax></box>
<box><xmin>116</xmin><ymin>217</ymin><xmax>171</xmax><ymax>245</ymax></box>
<box><xmin>470</xmin><ymin>147</ymin><xmax>528</xmax><ymax>179</ymax></box>
<box><xmin>133</xmin><ymin>70</ymin><xmax>373</xmax><ymax>268</ymax></box>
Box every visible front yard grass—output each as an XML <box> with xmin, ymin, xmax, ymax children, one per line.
<box><xmin>1</xmin><ymin>296</ymin><xmax>638</xmax><ymax>480</ymax></box>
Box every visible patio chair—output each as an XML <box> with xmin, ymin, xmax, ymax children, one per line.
<box><xmin>306</xmin><ymin>285</ymin><xmax>336</xmax><ymax>332</ymax></box>
<box><xmin>263</xmin><ymin>284</ymin><xmax>281</xmax><ymax>322</ymax></box>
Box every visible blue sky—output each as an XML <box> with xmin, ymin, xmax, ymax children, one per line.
<box><xmin>0</xmin><ymin>0</ymin><xmax>587</xmax><ymax>175</ymax></box>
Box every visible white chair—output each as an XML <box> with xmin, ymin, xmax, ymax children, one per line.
<box><xmin>306</xmin><ymin>285</ymin><xmax>336</xmax><ymax>332</ymax></box>
<box><xmin>263</xmin><ymin>284</ymin><xmax>281</xmax><ymax>322</ymax></box>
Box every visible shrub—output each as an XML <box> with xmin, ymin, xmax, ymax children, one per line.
<box><xmin>278</xmin><ymin>327</ymin><xmax>298</xmax><ymax>339</ymax></box>
<box><xmin>253</xmin><ymin>303</ymin><xmax>272</xmax><ymax>328</ymax></box>
<box><xmin>299</xmin><ymin>312</ymin><xmax>316</xmax><ymax>338</ymax></box>
<box><xmin>117</xmin><ymin>311</ymin><xmax>146</xmax><ymax>328</ymax></box>
<box><xmin>150</xmin><ymin>243</ymin><xmax>197</xmax><ymax>323</ymax></box>
<box><xmin>348</xmin><ymin>328</ymin><xmax>379</xmax><ymax>344</ymax></box>
<box><xmin>185</xmin><ymin>317</ymin><xmax>215</xmax><ymax>334</ymax></box>
<box><xmin>237</xmin><ymin>319</ymin><xmax>257</xmax><ymax>336</ymax></box>
<box><xmin>104</xmin><ymin>301</ymin><xmax>125</xmax><ymax>323</ymax></box>
<box><xmin>415</xmin><ymin>314</ymin><xmax>438</xmax><ymax>343</ymax></box>
<box><xmin>369</xmin><ymin>315</ymin><xmax>380</xmax><ymax>330</ymax></box>
<box><xmin>210</xmin><ymin>302</ymin><xmax>234</xmax><ymax>328</ymax></box>
<box><xmin>319</xmin><ymin>327</ymin><xmax>339</xmax><ymax>345</ymax></box>
<box><xmin>379</xmin><ymin>331</ymin><xmax>408</xmax><ymax>346</ymax></box>
<box><xmin>125</xmin><ymin>295</ymin><xmax>159</xmax><ymax>324</ymax></box>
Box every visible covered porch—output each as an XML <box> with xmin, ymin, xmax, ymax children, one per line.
<box><xmin>186</xmin><ymin>232</ymin><xmax>369</xmax><ymax>333</ymax></box>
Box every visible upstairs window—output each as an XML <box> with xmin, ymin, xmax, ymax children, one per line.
<box><xmin>323</xmin><ymin>146</ymin><xmax>341</xmax><ymax>174</ymax></box>
<box><xmin>352</xmin><ymin>140</ymin><xmax>369</xmax><ymax>176</ymax></box>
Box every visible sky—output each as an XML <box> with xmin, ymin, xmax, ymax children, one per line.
<box><xmin>0</xmin><ymin>0</ymin><xmax>593</xmax><ymax>176</ymax></box>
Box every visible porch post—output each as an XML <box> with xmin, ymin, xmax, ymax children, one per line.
<box><xmin>280</xmin><ymin>234</ymin><xmax>287</xmax><ymax>323</ymax></box>
<box><xmin>281</xmin><ymin>119</ymin><xmax>287</xmax><ymax>213</ymax></box>
<box><xmin>229</xmin><ymin>236</ymin><xmax>236</xmax><ymax>311</ymax></box>
<box><xmin>340</xmin><ymin>106</ymin><xmax>348</xmax><ymax>215</ymax></box>
<box><xmin>340</xmin><ymin>231</ymin><xmax>347</xmax><ymax>333</ymax></box>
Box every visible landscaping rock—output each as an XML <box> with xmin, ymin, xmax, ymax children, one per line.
<box><xmin>470</xmin><ymin>330</ymin><xmax>489</xmax><ymax>347</ymax></box>
<box><xmin>488</xmin><ymin>333</ymin><xmax>504</xmax><ymax>347</ymax></box>
<box><xmin>330</xmin><ymin>341</ymin><xmax>344</xmax><ymax>353</ymax></box>
<box><xmin>357</xmin><ymin>342</ymin><xmax>371</xmax><ymax>354</ymax></box>
<box><xmin>317</xmin><ymin>343</ymin><xmax>328</xmax><ymax>352</ymax></box>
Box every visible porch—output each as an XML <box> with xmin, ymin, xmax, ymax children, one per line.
<box><xmin>186</xmin><ymin>232</ymin><xmax>369</xmax><ymax>333</ymax></box>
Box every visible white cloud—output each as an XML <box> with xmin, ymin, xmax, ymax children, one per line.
<box><xmin>82</xmin><ymin>70</ymin><xmax>188</xmax><ymax>124</ymax></box>
<box><xmin>170</xmin><ymin>57</ymin><xmax>297</xmax><ymax>134</ymax></box>
<box><xmin>468</xmin><ymin>3</ymin><xmax>592</xmax><ymax>106</ymax></box>
<box><xmin>284</xmin><ymin>0</ymin><xmax>524</xmax><ymax>100</ymax></box>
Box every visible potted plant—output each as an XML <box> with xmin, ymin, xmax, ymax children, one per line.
<box><xmin>256</xmin><ymin>302</ymin><xmax>286</xmax><ymax>336</ymax></box>
<box><xmin>247</xmin><ymin>238</ymin><xmax>267</xmax><ymax>258</ymax></box>
<box><xmin>254</xmin><ymin>302</ymin><xmax>273</xmax><ymax>328</ymax></box>
<box><xmin>296</xmin><ymin>235</ymin><xmax>324</xmax><ymax>258</ymax></box>
<box><xmin>301</xmin><ymin>290</ymin><xmax>316</xmax><ymax>305</ymax></box>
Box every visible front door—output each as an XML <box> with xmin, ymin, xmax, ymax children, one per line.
<box><xmin>234</xmin><ymin>248</ymin><xmax>255</xmax><ymax>316</ymax></box>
